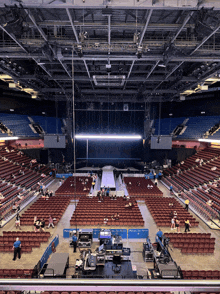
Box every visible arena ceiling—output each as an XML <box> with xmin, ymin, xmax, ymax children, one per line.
<box><xmin>1</xmin><ymin>0</ymin><xmax>220</xmax><ymax>103</ymax></box>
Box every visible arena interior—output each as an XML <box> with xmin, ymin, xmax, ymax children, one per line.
<box><xmin>0</xmin><ymin>0</ymin><xmax>220</xmax><ymax>293</ymax></box>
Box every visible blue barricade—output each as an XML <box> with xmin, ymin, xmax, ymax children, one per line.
<box><xmin>40</xmin><ymin>235</ymin><xmax>59</xmax><ymax>268</ymax></box>
<box><xmin>63</xmin><ymin>228</ymin><xmax>79</xmax><ymax>238</ymax></box>
<box><xmin>93</xmin><ymin>228</ymin><xmax>101</xmax><ymax>238</ymax></box>
<box><xmin>56</xmin><ymin>173</ymin><xmax>73</xmax><ymax>179</ymax></box>
<box><xmin>128</xmin><ymin>229</ymin><xmax>149</xmax><ymax>239</ymax></box>
<box><xmin>64</xmin><ymin>228</ymin><xmax>127</xmax><ymax>239</ymax></box>
<box><xmin>111</xmin><ymin>229</ymin><xmax>127</xmax><ymax>239</ymax></box>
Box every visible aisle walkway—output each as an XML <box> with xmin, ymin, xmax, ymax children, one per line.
<box><xmin>101</xmin><ymin>166</ymin><xmax>116</xmax><ymax>189</ymax></box>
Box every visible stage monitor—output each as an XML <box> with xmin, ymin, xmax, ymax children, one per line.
<box><xmin>44</xmin><ymin>135</ymin><xmax>66</xmax><ymax>148</ymax></box>
<box><xmin>151</xmin><ymin>135</ymin><xmax>172</xmax><ymax>150</ymax></box>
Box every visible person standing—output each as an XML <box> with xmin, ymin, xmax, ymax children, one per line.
<box><xmin>175</xmin><ymin>218</ymin><xmax>180</xmax><ymax>233</ymax></box>
<box><xmin>170</xmin><ymin>185</ymin><xmax>173</xmax><ymax>195</ymax></box>
<box><xmin>72</xmin><ymin>233</ymin><xmax>77</xmax><ymax>253</ymax></box>
<box><xmin>184</xmin><ymin>219</ymin><xmax>191</xmax><ymax>232</ymax></box>
<box><xmin>12</xmin><ymin>237</ymin><xmax>21</xmax><ymax>261</ymax></box>
<box><xmin>155</xmin><ymin>178</ymin><xmax>158</xmax><ymax>186</ymax></box>
<box><xmin>40</xmin><ymin>218</ymin><xmax>45</xmax><ymax>232</ymax></box>
<box><xmin>171</xmin><ymin>217</ymin><xmax>175</xmax><ymax>230</ymax></box>
<box><xmin>156</xmin><ymin>229</ymin><xmax>163</xmax><ymax>242</ymax></box>
<box><xmin>15</xmin><ymin>214</ymin><xmax>20</xmax><ymax>229</ymax></box>
<box><xmin>185</xmin><ymin>199</ymin><xmax>189</xmax><ymax>211</ymax></box>
<box><xmin>47</xmin><ymin>215</ymin><xmax>55</xmax><ymax>228</ymax></box>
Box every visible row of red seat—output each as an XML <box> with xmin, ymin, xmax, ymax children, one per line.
<box><xmin>41</xmin><ymin>292</ymin><xmax>172</xmax><ymax>294</ymax></box>
<box><xmin>70</xmin><ymin>196</ymin><xmax>144</xmax><ymax>227</ymax></box>
<box><xmin>124</xmin><ymin>178</ymin><xmax>163</xmax><ymax>197</ymax></box>
<box><xmin>0</xmin><ymin>268</ymin><xmax>33</xmax><ymax>278</ymax></box>
<box><xmin>20</xmin><ymin>196</ymin><xmax>70</xmax><ymax>226</ymax></box>
<box><xmin>181</xmin><ymin>270</ymin><xmax>220</xmax><ymax>279</ymax></box>
<box><xmin>145</xmin><ymin>196</ymin><xmax>199</xmax><ymax>227</ymax></box>
<box><xmin>55</xmin><ymin>176</ymin><xmax>92</xmax><ymax>197</ymax></box>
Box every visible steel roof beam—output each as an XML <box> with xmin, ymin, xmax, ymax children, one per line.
<box><xmin>66</xmin><ymin>8</ymin><xmax>94</xmax><ymax>90</ymax></box>
<box><xmin>25</xmin><ymin>8</ymin><xmax>71</xmax><ymax>79</ymax></box>
<box><xmin>124</xmin><ymin>9</ymin><xmax>153</xmax><ymax>90</ymax></box>
<box><xmin>170</xmin><ymin>11</ymin><xmax>194</xmax><ymax>44</ymax></box>
<box><xmin>190</xmin><ymin>24</ymin><xmax>220</xmax><ymax>55</ymax></box>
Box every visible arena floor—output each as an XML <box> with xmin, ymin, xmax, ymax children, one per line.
<box><xmin>1</xmin><ymin>180</ymin><xmax>220</xmax><ymax>277</ymax></box>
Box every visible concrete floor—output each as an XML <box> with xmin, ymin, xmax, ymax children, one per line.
<box><xmin>1</xmin><ymin>180</ymin><xmax>220</xmax><ymax>277</ymax></box>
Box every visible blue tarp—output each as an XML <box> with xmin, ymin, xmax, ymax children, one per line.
<box><xmin>40</xmin><ymin>235</ymin><xmax>59</xmax><ymax>268</ymax></box>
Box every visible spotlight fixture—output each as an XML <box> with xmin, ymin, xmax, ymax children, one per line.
<box><xmin>76</xmin><ymin>44</ymin><xmax>83</xmax><ymax>57</ymax></box>
<box><xmin>136</xmin><ymin>45</ymin><xmax>143</xmax><ymax>59</ymax></box>
<box><xmin>106</xmin><ymin>64</ymin><xmax>111</xmax><ymax>73</ymax></box>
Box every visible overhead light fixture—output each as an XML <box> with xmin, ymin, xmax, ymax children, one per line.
<box><xmin>75</xmin><ymin>134</ymin><xmax>142</xmax><ymax>140</ymax></box>
<box><xmin>158</xmin><ymin>63</ymin><xmax>166</xmax><ymax>68</ymax></box>
<box><xmin>169</xmin><ymin>113</ymin><xmax>173</xmax><ymax>116</ymax></box>
<box><xmin>10</xmin><ymin>109</ymin><xmax>14</xmax><ymax>112</ymax></box>
<box><xmin>0</xmin><ymin>136</ymin><xmax>19</xmax><ymax>141</ymax></box>
<box><xmin>106</xmin><ymin>64</ymin><xmax>111</xmax><ymax>73</ymax></box>
<box><xmin>201</xmin><ymin>111</ymin><xmax>205</xmax><ymax>114</ymax></box>
<box><xmin>198</xmin><ymin>139</ymin><xmax>220</xmax><ymax>143</ymax></box>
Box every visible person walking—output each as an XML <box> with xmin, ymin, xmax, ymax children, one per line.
<box><xmin>185</xmin><ymin>199</ymin><xmax>189</xmax><ymax>211</ymax></box>
<box><xmin>184</xmin><ymin>219</ymin><xmax>191</xmax><ymax>232</ymax></box>
<box><xmin>12</xmin><ymin>237</ymin><xmax>21</xmax><ymax>261</ymax></box>
<box><xmin>72</xmin><ymin>233</ymin><xmax>77</xmax><ymax>253</ymax></box>
<box><xmin>154</xmin><ymin>178</ymin><xmax>158</xmax><ymax>186</ymax></box>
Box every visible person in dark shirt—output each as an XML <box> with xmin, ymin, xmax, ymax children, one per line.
<box><xmin>40</xmin><ymin>218</ymin><xmax>45</xmax><ymax>232</ymax></box>
<box><xmin>12</xmin><ymin>237</ymin><xmax>21</xmax><ymax>261</ymax></box>
<box><xmin>72</xmin><ymin>233</ymin><xmax>77</xmax><ymax>253</ymax></box>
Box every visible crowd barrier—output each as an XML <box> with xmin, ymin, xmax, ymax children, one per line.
<box><xmin>63</xmin><ymin>228</ymin><xmax>148</xmax><ymax>239</ymax></box>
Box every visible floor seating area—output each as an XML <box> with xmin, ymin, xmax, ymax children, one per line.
<box><xmin>20</xmin><ymin>196</ymin><xmax>70</xmax><ymax>226</ymax></box>
<box><xmin>181</xmin><ymin>270</ymin><xmax>220</xmax><ymax>279</ymax></box>
<box><xmin>0</xmin><ymin>268</ymin><xmax>33</xmax><ymax>279</ymax></box>
<box><xmin>0</xmin><ymin>231</ymin><xmax>50</xmax><ymax>253</ymax></box>
<box><xmin>124</xmin><ymin>177</ymin><xmax>163</xmax><ymax>198</ymax></box>
<box><xmin>164</xmin><ymin>232</ymin><xmax>215</xmax><ymax>254</ymax></box>
<box><xmin>70</xmin><ymin>196</ymin><xmax>144</xmax><ymax>226</ymax></box>
<box><xmin>145</xmin><ymin>197</ymin><xmax>199</xmax><ymax>227</ymax></box>
<box><xmin>55</xmin><ymin>176</ymin><xmax>92</xmax><ymax>198</ymax></box>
